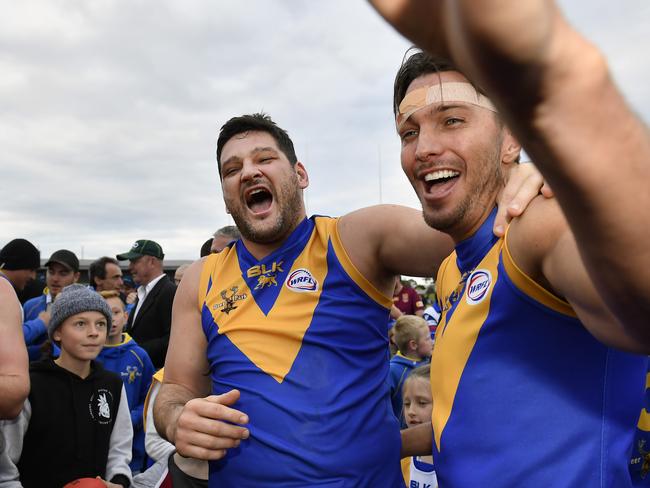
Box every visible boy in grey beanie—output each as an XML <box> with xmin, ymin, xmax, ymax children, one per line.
<box><xmin>48</xmin><ymin>283</ymin><xmax>112</xmax><ymax>343</ymax></box>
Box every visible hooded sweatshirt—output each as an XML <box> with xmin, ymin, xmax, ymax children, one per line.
<box><xmin>97</xmin><ymin>333</ymin><xmax>155</xmax><ymax>473</ymax></box>
<box><xmin>0</xmin><ymin>359</ymin><xmax>133</xmax><ymax>488</ymax></box>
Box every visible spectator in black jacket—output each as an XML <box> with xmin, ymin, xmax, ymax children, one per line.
<box><xmin>116</xmin><ymin>240</ymin><xmax>176</xmax><ymax>368</ymax></box>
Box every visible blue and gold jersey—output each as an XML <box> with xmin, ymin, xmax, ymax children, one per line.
<box><xmin>431</xmin><ymin>208</ymin><xmax>646</xmax><ymax>487</ymax></box>
<box><xmin>199</xmin><ymin>216</ymin><xmax>404</xmax><ymax>487</ymax></box>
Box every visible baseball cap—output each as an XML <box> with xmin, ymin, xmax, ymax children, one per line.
<box><xmin>116</xmin><ymin>240</ymin><xmax>164</xmax><ymax>261</ymax></box>
<box><xmin>45</xmin><ymin>249</ymin><xmax>80</xmax><ymax>272</ymax></box>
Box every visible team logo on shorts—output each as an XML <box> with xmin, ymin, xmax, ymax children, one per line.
<box><xmin>89</xmin><ymin>388</ymin><xmax>114</xmax><ymax>425</ymax></box>
<box><xmin>285</xmin><ymin>269</ymin><xmax>318</xmax><ymax>292</ymax></box>
<box><xmin>465</xmin><ymin>269</ymin><xmax>492</xmax><ymax>305</ymax></box>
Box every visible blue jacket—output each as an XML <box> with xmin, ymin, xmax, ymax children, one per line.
<box><xmin>389</xmin><ymin>353</ymin><xmax>428</xmax><ymax>428</ymax></box>
<box><xmin>22</xmin><ymin>294</ymin><xmax>49</xmax><ymax>361</ymax></box>
<box><xmin>97</xmin><ymin>333</ymin><xmax>155</xmax><ymax>473</ymax></box>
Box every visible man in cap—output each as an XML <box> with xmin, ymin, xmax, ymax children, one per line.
<box><xmin>0</xmin><ymin>239</ymin><xmax>40</xmax><ymax>294</ymax></box>
<box><xmin>22</xmin><ymin>249</ymin><xmax>80</xmax><ymax>361</ymax></box>
<box><xmin>116</xmin><ymin>240</ymin><xmax>176</xmax><ymax>368</ymax></box>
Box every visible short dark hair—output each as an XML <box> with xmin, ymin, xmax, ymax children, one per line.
<box><xmin>216</xmin><ymin>113</ymin><xmax>297</xmax><ymax>179</ymax></box>
<box><xmin>89</xmin><ymin>256</ymin><xmax>120</xmax><ymax>288</ymax></box>
<box><xmin>393</xmin><ymin>49</ymin><xmax>483</xmax><ymax>117</ymax></box>
<box><xmin>200</xmin><ymin>238</ymin><xmax>213</xmax><ymax>258</ymax></box>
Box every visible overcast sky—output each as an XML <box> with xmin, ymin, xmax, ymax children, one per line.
<box><xmin>2</xmin><ymin>1</ymin><xmax>648</xmax><ymax>261</ymax></box>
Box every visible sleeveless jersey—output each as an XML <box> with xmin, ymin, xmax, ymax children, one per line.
<box><xmin>431</xmin><ymin>208</ymin><xmax>646</xmax><ymax>487</ymax></box>
<box><xmin>199</xmin><ymin>216</ymin><xmax>404</xmax><ymax>487</ymax></box>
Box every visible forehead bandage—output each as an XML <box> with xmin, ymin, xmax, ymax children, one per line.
<box><xmin>396</xmin><ymin>82</ymin><xmax>497</xmax><ymax>131</ymax></box>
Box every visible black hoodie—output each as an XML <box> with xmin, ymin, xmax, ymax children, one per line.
<box><xmin>10</xmin><ymin>359</ymin><xmax>132</xmax><ymax>487</ymax></box>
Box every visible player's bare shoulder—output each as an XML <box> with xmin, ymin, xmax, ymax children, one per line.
<box><xmin>506</xmin><ymin>195</ymin><xmax>568</xmax><ymax>282</ymax></box>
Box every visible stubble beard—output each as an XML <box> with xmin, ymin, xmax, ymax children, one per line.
<box><xmin>228</xmin><ymin>175</ymin><xmax>304</xmax><ymax>245</ymax></box>
<box><xmin>421</xmin><ymin>149</ymin><xmax>503</xmax><ymax>235</ymax></box>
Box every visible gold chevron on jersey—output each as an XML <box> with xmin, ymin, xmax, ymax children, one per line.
<box><xmin>431</xmin><ymin>240</ymin><xmax>501</xmax><ymax>452</ymax></box>
<box><xmin>199</xmin><ymin>219</ymin><xmax>330</xmax><ymax>383</ymax></box>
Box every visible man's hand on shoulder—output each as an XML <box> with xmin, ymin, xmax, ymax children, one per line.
<box><xmin>505</xmin><ymin>195</ymin><xmax>564</xmax><ymax>293</ymax></box>
<box><xmin>494</xmin><ymin>162</ymin><xmax>552</xmax><ymax>237</ymax></box>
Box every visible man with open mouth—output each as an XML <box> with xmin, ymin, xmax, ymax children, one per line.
<box><xmin>368</xmin><ymin>0</ymin><xmax>650</xmax><ymax>486</ymax></box>
<box><xmin>154</xmin><ymin>112</ymin><xmax>543</xmax><ymax>486</ymax></box>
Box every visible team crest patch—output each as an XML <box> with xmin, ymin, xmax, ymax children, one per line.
<box><xmin>122</xmin><ymin>365</ymin><xmax>141</xmax><ymax>384</ymax></box>
<box><xmin>213</xmin><ymin>286</ymin><xmax>248</xmax><ymax>314</ymax></box>
<box><xmin>465</xmin><ymin>269</ymin><xmax>492</xmax><ymax>305</ymax></box>
<box><xmin>285</xmin><ymin>269</ymin><xmax>318</xmax><ymax>292</ymax></box>
<box><xmin>89</xmin><ymin>388</ymin><xmax>114</xmax><ymax>425</ymax></box>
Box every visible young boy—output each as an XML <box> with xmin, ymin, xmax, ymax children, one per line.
<box><xmin>389</xmin><ymin>315</ymin><xmax>433</xmax><ymax>427</ymax></box>
<box><xmin>97</xmin><ymin>290</ymin><xmax>155</xmax><ymax>474</ymax></box>
<box><xmin>0</xmin><ymin>284</ymin><xmax>133</xmax><ymax>487</ymax></box>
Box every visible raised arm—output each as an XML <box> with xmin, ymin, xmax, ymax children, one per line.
<box><xmin>0</xmin><ymin>278</ymin><xmax>29</xmax><ymax>419</ymax></box>
<box><xmin>369</xmin><ymin>0</ymin><xmax>650</xmax><ymax>335</ymax></box>
<box><xmin>154</xmin><ymin>258</ymin><xmax>249</xmax><ymax>460</ymax></box>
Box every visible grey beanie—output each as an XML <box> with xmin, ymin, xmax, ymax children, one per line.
<box><xmin>48</xmin><ymin>284</ymin><xmax>112</xmax><ymax>342</ymax></box>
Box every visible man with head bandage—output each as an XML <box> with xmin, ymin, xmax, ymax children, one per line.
<box><xmin>375</xmin><ymin>21</ymin><xmax>649</xmax><ymax>488</ymax></box>
<box><xmin>370</xmin><ymin>0</ymin><xmax>650</xmax><ymax>351</ymax></box>
<box><xmin>396</xmin><ymin>81</ymin><xmax>496</xmax><ymax>132</ymax></box>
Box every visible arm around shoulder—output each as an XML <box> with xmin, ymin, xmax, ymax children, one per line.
<box><xmin>338</xmin><ymin>205</ymin><xmax>454</xmax><ymax>295</ymax></box>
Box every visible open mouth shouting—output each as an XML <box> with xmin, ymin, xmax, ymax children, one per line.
<box><xmin>245</xmin><ymin>185</ymin><xmax>274</xmax><ymax>216</ymax></box>
<box><xmin>421</xmin><ymin>169</ymin><xmax>460</xmax><ymax>200</ymax></box>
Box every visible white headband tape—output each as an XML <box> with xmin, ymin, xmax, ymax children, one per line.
<box><xmin>396</xmin><ymin>82</ymin><xmax>497</xmax><ymax>131</ymax></box>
